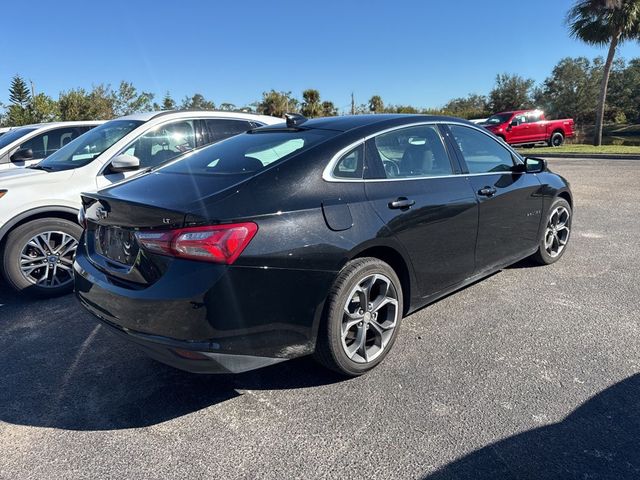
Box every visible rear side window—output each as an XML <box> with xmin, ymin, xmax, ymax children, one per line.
<box><xmin>161</xmin><ymin>129</ymin><xmax>334</xmax><ymax>176</ymax></box>
<box><xmin>19</xmin><ymin>127</ymin><xmax>89</xmax><ymax>158</ymax></box>
<box><xmin>371</xmin><ymin>125</ymin><xmax>453</xmax><ymax>178</ymax></box>
<box><xmin>527</xmin><ymin>112</ymin><xmax>542</xmax><ymax>123</ymax></box>
<box><xmin>333</xmin><ymin>144</ymin><xmax>364</xmax><ymax>179</ymax></box>
<box><xmin>449</xmin><ymin>125</ymin><xmax>515</xmax><ymax>173</ymax></box>
<box><xmin>201</xmin><ymin>119</ymin><xmax>254</xmax><ymax>146</ymax></box>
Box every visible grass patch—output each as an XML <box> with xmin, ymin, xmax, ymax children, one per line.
<box><xmin>517</xmin><ymin>144</ymin><xmax>640</xmax><ymax>155</ymax></box>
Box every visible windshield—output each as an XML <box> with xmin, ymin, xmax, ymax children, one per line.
<box><xmin>0</xmin><ymin>127</ymin><xmax>37</xmax><ymax>150</ymax></box>
<box><xmin>160</xmin><ymin>128</ymin><xmax>335</xmax><ymax>176</ymax></box>
<box><xmin>484</xmin><ymin>113</ymin><xmax>513</xmax><ymax>125</ymax></box>
<box><xmin>38</xmin><ymin>120</ymin><xmax>143</xmax><ymax>171</ymax></box>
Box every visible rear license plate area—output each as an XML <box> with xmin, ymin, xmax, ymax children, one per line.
<box><xmin>94</xmin><ymin>225</ymin><xmax>139</xmax><ymax>266</ymax></box>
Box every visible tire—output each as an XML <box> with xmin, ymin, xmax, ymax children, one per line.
<box><xmin>548</xmin><ymin>131</ymin><xmax>564</xmax><ymax>147</ymax></box>
<box><xmin>314</xmin><ymin>257</ymin><xmax>403</xmax><ymax>376</ymax></box>
<box><xmin>2</xmin><ymin>218</ymin><xmax>82</xmax><ymax>297</ymax></box>
<box><xmin>530</xmin><ymin>198</ymin><xmax>572</xmax><ymax>265</ymax></box>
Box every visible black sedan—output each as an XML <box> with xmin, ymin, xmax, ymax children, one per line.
<box><xmin>74</xmin><ymin>114</ymin><xmax>572</xmax><ymax>376</ymax></box>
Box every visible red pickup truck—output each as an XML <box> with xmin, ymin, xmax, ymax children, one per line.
<box><xmin>482</xmin><ymin>110</ymin><xmax>574</xmax><ymax>147</ymax></box>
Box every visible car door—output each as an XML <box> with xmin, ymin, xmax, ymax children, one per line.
<box><xmin>507</xmin><ymin>113</ymin><xmax>530</xmax><ymax>144</ymax></box>
<box><xmin>96</xmin><ymin>119</ymin><xmax>197</xmax><ymax>188</ymax></box>
<box><xmin>363</xmin><ymin>124</ymin><xmax>478</xmax><ymax>298</ymax></box>
<box><xmin>526</xmin><ymin>111</ymin><xmax>545</xmax><ymax>142</ymax></box>
<box><xmin>447</xmin><ymin>124</ymin><xmax>543</xmax><ymax>271</ymax></box>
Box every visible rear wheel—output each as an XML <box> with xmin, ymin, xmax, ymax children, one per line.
<box><xmin>2</xmin><ymin>218</ymin><xmax>82</xmax><ymax>297</ymax></box>
<box><xmin>548</xmin><ymin>131</ymin><xmax>564</xmax><ymax>147</ymax></box>
<box><xmin>530</xmin><ymin>198</ymin><xmax>572</xmax><ymax>265</ymax></box>
<box><xmin>314</xmin><ymin>257</ymin><xmax>403</xmax><ymax>376</ymax></box>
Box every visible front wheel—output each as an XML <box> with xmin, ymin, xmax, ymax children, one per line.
<box><xmin>314</xmin><ymin>257</ymin><xmax>403</xmax><ymax>376</ymax></box>
<box><xmin>2</xmin><ymin>218</ymin><xmax>82</xmax><ymax>297</ymax></box>
<box><xmin>530</xmin><ymin>198</ymin><xmax>572</xmax><ymax>265</ymax></box>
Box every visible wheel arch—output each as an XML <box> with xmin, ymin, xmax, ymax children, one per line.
<box><xmin>350</xmin><ymin>244</ymin><xmax>413</xmax><ymax>316</ymax></box>
<box><xmin>557</xmin><ymin>190</ymin><xmax>573</xmax><ymax>209</ymax></box>
<box><xmin>0</xmin><ymin>206</ymin><xmax>79</xmax><ymax>246</ymax></box>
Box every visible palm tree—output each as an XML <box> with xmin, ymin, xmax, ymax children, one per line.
<box><xmin>567</xmin><ymin>0</ymin><xmax>640</xmax><ymax>145</ymax></box>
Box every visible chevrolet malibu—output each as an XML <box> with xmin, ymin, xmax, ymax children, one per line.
<box><xmin>75</xmin><ymin>114</ymin><xmax>573</xmax><ymax>376</ymax></box>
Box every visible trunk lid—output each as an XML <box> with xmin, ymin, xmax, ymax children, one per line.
<box><xmin>82</xmin><ymin>194</ymin><xmax>187</xmax><ymax>285</ymax></box>
<box><xmin>80</xmin><ymin>169</ymin><xmax>250</xmax><ymax>285</ymax></box>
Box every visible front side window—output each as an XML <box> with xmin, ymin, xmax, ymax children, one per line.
<box><xmin>122</xmin><ymin>120</ymin><xmax>196</xmax><ymax>168</ymax></box>
<box><xmin>371</xmin><ymin>125</ymin><xmax>453</xmax><ymax>178</ymax></box>
<box><xmin>513</xmin><ymin>114</ymin><xmax>526</xmax><ymax>125</ymax></box>
<box><xmin>38</xmin><ymin>120</ymin><xmax>143</xmax><ymax>171</ymax></box>
<box><xmin>449</xmin><ymin>125</ymin><xmax>515</xmax><ymax>174</ymax></box>
<box><xmin>332</xmin><ymin>144</ymin><xmax>364</xmax><ymax>179</ymax></box>
<box><xmin>160</xmin><ymin>128</ymin><xmax>334</xmax><ymax>177</ymax></box>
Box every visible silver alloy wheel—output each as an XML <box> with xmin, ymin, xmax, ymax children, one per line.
<box><xmin>544</xmin><ymin>206</ymin><xmax>570</xmax><ymax>258</ymax></box>
<box><xmin>341</xmin><ymin>273</ymin><xmax>399</xmax><ymax>364</ymax></box>
<box><xmin>19</xmin><ymin>231</ymin><xmax>78</xmax><ymax>288</ymax></box>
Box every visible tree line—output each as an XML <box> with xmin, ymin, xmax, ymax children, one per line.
<box><xmin>2</xmin><ymin>54</ymin><xmax>639</xmax><ymax>129</ymax></box>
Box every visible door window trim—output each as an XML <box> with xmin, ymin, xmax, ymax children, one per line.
<box><xmin>322</xmin><ymin>121</ymin><xmax>524</xmax><ymax>183</ymax></box>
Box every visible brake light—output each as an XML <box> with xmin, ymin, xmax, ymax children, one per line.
<box><xmin>135</xmin><ymin>223</ymin><xmax>258</xmax><ymax>264</ymax></box>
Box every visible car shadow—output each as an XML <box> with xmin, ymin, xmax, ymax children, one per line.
<box><xmin>423</xmin><ymin>373</ymin><xmax>640</xmax><ymax>480</ymax></box>
<box><xmin>0</xmin><ymin>285</ymin><xmax>345</xmax><ymax>431</ymax></box>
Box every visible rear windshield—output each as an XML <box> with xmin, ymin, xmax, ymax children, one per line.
<box><xmin>160</xmin><ymin>128</ymin><xmax>335</xmax><ymax>176</ymax></box>
<box><xmin>0</xmin><ymin>127</ymin><xmax>37</xmax><ymax>149</ymax></box>
<box><xmin>38</xmin><ymin>120</ymin><xmax>143</xmax><ymax>171</ymax></box>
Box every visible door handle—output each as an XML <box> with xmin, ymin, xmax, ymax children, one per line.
<box><xmin>388</xmin><ymin>197</ymin><xmax>415</xmax><ymax>209</ymax></box>
<box><xmin>478</xmin><ymin>187</ymin><xmax>497</xmax><ymax>197</ymax></box>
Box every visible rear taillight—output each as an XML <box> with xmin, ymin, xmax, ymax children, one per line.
<box><xmin>135</xmin><ymin>223</ymin><xmax>258</xmax><ymax>264</ymax></box>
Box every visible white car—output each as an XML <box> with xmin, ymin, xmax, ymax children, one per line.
<box><xmin>0</xmin><ymin>127</ymin><xmax>14</xmax><ymax>137</ymax></box>
<box><xmin>0</xmin><ymin>110</ymin><xmax>282</xmax><ymax>296</ymax></box>
<box><xmin>0</xmin><ymin>121</ymin><xmax>103</xmax><ymax>170</ymax></box>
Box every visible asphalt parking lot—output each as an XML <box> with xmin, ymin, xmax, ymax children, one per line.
<box><xmin>1</xmin><ymin>158</ymin><xmax>639</xmax><ymax>480</ymax></box>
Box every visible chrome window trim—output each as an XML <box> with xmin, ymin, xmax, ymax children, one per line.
<box><xmin>322</xmin><ymin>120</ymin><xmax>524</xmax><ymax>183</ymax></box>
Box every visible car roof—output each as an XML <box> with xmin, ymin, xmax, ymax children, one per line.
<box><xmin>9</xmin><ymin>120</ymin><xmax>105</xmax><ymax>130</ymax></box>
<box><xmin>117</xmin><ymin>110</ymin><xmax>282</xmax><ymax>125</ymax></box>
<box><xmin>258</xmin><ymin>114</ymin><xmax>475</xmax><ymax>133</ymax></box>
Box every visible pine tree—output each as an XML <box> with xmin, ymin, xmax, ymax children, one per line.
<box><xmin>162</xmin><ymin>92</ymin><xmax>176</xmax><ymax>110</ymax></box>
<box><xmin>7</xmin><ymin>74</ymin><xmax>33</xmax><ymax>125</ymax></box>
<box><xmin>9</xmin><ymin>75</ymin><xmax>31</xmax><ymax>107</ymax></box>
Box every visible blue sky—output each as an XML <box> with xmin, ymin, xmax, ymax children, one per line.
<box><xmin>2</xmin><ymin>0</ymin><xmax>639</xmax><ymax>112</ymax></box>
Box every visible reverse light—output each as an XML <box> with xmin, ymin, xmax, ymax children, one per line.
<box><xmin>135</xmin><ymin>223</ymin><xmax>258</xmax><ymax>264</ymax></box>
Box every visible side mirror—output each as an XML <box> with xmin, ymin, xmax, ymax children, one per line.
<box><xmin>110</xmin><ymin>154</ymin><xmax>140</xmax><ymax>173</ymax></box>
<box><xmin>510</xmin><ymin>119</ymin><xmax>519</xmax><ymax>127</ymax></box>
<box><xmin>11</xmin><ymin>148</ymin><xmax>34</xmax><ymax>162</ymax></box>
<box><xmin>524</xmin><ymin>157</ymin><xmax>546</xmax><ymax>173</ymax></box>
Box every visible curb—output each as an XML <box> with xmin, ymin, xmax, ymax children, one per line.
<box><xmin>521</xmin><ymin>153</ymin><xmax>640</xmax><ymax>160</ymax></box>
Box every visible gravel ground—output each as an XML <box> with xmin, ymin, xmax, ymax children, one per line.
<box><xmin>0</xmin><ymin>158</ymin><xmax>638</xmax><ymax>480</ymax></box>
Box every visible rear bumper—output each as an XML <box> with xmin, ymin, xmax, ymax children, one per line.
<box><xmin>87</xmin><ymin>315</ymin><xmax>286</xmax><ymax>374</ymax></box>
<box><xmin>74</xmin><ymin>244</ymin><xmax>337</xmax><ymax>372</ymax></box>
